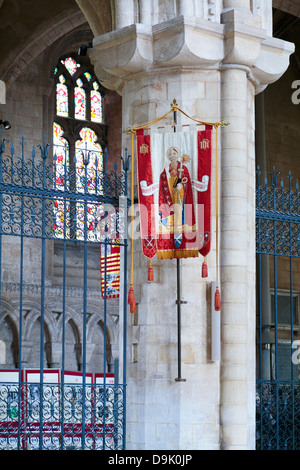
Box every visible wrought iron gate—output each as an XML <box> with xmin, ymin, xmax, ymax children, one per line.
<box><xmin>256</xmin><ymin>166</ymin><xmax>300</xmax><ymax>450</ymax></box>
<box><xmin>0</xmin><ymin>133</ymin><xmax>129</xmax><ymax>450</ymax></box>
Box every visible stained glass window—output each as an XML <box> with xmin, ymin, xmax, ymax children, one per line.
<box><xmin>53</xmin><ymin>123</ymin><xmax>70</xmax><ymax>238</ymax></box>
<box><xmin>75</xmin><ymin>127</ymin><xmax>103</xmax><ymax>193</ymax></box>
<box><xmin>91</xmin><ymin>82</ymin><xmax>102</xmax><ymax>123</ymax></box>
<box><xmin>74</xmin><ymin>78</ymin><xmax>86</xmax><ymax>120</ymax></box>
<box><xmin>61</xmin><ymin>57</ymin><xmax>80</xmax><ymax>76</ymax></box>
<box><xmin>56</xmin><ymin>75</ymin><xmax>68</xmax><ymax>117</ymax></box>
<box><xmin>53</xmin><ymin>122</ymin><xmax>69</xmax><ymax>183</ymax></box>
<box><xmin>53</xmin><ymin>55</ymin><xmax>106</xmax><ymax>241</ymax></box>
<box><xmin>75</xmin><ymin>128</ymin><xmax>103</xmax><ymax>240</ymax></box>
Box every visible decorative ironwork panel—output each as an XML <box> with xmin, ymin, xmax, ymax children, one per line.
<box><xmin>0</xmin><ymin>138</ymin><xmax>128</xmax><ymax>243</ymax></box>
<box><xmin>256</xmin><ymin>381</ymin><xmax>300</xmax><ymax>450</ymax></box>
<box><xmin>256</xmin><ymin>167</ymin><xmax>300</xmax><ymax>257</ymax></box>
<box><xmin>256</xmin><ymin>166</ymin><xmax>300</xmax><ymax>450</ymax></box>
<box><xmin>0</xmin><ymin>134</ymin><xmax>129</xmax><ymax>450</ymax></box>
<box><xmin>0</xmin><ymin>383</ymin><xmax>125</xmax><ymax>450</ymax></box>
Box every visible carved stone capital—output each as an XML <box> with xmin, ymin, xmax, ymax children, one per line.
<box><xmin>152</xmin><ymin>16</ymin><xmax>224</xmax><ymax>67</ymax></box>
<box><xmin>90</xmin><ymin>23</ymin><xmax>153</xmax><ymax>77</ymax></box>
<box><xmin>90</xmin><ymin>9</ymin><xmax>294</xmax><ymax>95</ymax></box>
<box><xmin>222</xmin><ymin>9</ymin><xmax>266</xmax><ymax>66</ymax></box>
<box><xmin>252</xmin><ymin>36</ymin><xmax>295</xmax><ymax>89</ymax></box>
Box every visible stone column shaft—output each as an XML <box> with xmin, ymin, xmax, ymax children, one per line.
<box><xmin>178</xmin><ymin>0</ymin><xmax>195</xmax><ymax>16</ymax></box>
<box><xmin>223</xmin><ymin>0</ymin><xmax>250</xmax><ymax>9</ymax></box>
<box><xmin>220</xmin><ymin>67</ymin><xmax>255</xmax><ymax>449</ymax></box>
<box><xmin>115</xmin><ymin>0</ymin><xmax>134</xmax><ymax>29</ymax></box>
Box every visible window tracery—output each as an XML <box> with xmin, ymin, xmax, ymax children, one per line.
<box><xmin>53</xmin><ymin>54</ymin><xmax>106</xmax><ymax>241</ymax></box>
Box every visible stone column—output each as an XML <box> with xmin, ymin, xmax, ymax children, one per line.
<box><xmin>49</xmin><ymin>341</ymin><xmax>62</xmax><ymax>369</ymax></box>
<box><xmin>88</xmin><ymin>0</ymin><xmax>293</xmax><ymax>450</ymax></box>
<box><xmin>223</xmin><ymin>0</ymin><xmax>250</xmax><ymax>8</ymax></box>
<box><xmin>115</xmin><ymin>0</ymin><xmax>134</xmax><ymax>29</ymax></box>
<box><xmin>220</xmin><ymin>65</ymin><xmax>255</xmax><ymax>449</ymax></box>
<box><xmin>218</xmin><ymin>6</ymin><xmax>293</xmax><ymax>449</ymax></box>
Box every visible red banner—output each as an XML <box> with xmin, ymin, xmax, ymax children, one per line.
<box><xmin>136</xmin><ymin>128</ymin><xmax>212</xmax><ymax>261</ymax></box>
<box><xmin>198</xmin><ymin>126</ymin><xmax>212</xmax><ymax>258</ymax></box>
<box><xmin>136</xmin><ymin>130</ymin><xmax>157</xmax><ymax>260</ymax></box>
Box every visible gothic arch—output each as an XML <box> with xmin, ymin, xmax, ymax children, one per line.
<box><xmin>86</xmin><ymin>302</ymin><xmax>117</xmax><ymax>345</ymax></box>
<box><xmin>44</xmin><ymin>301</ymin><xmax>83</xmax><ymax>344</ymax></box>
<box><xmin>89</xmin><ymin>318</ymin><xmax>113</xmax><ymax>370</ymax></box>
<box><xmin>0</xmin><ymin>298</ymin><xmax>19</xmax><ymax>329</ymax></box>
<box><xmin>18</xmin><ymin>300</ymin><xmax>56</xmax><ymax>344</ymax></box>
<box><xmin>0</xmin><ymin>300</ymin><xmax>19</xmax><ymax>368</ymax></box>
<box><xmin>42</xmin><ymin>27</ymin><xmax>95</xmax><ymax>83</ymax></box>
<box><xmin>75</xmin><ymin>0</ymin><xmax>113</xmax><ymax>36</ymax></box>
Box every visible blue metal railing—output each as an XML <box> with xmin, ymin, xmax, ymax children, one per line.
<box><xmin>0</xmin><ymin>382</ymin><xmax>125</xmax><ymax>450</ymax></box>
<box><xmin>0</xmin><ymin>133</ymin><xmax>130</xmax><ymax>450</ymax></box>
<box><xmin>256</xmin><ymin>166</ymin><xmax>300</xmax><ymax>450</ymax></box>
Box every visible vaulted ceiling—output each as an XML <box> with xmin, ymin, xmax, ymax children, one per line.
<box><xmin>0</xmin><ymin>0</ymin><xmax>88</xmax><ymax>86</ymax></box>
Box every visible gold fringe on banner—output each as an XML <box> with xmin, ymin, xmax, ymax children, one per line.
<box><xmin>157</xmin><ymin>249</ymin><xmax>199</xmax><ymax>260</ymax></box>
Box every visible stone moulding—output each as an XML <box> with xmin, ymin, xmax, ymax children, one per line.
<box><xmin>152</xmin><ymin>15</ymin><xmax>224</xmax><ymax>66</ymax></box>
<box><xmin>252</xmin><ymin>36</ymin><xmax>295</xmax><ymax>87</ymax></box>
<box><xmin>90</xmin><ymin>13</ymin><xmax>295</xmax><ymax>94</ymax></box>
<box><xmin>91</xmin><ymin>23</ymin><xmax>153</xmax><ymax>76</ymax></box>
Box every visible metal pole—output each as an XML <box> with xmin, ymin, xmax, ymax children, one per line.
<box><xmin>122</xmin><ymin>152</ymin><xmax>129</xmax><ymax>449</ymax></box>
<box><xmin>173</xmin><ymin>109</ymin><xmax>186</xmax><ymax>382</ymax></box>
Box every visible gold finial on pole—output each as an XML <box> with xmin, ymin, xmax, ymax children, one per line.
<box><xmin>171</xmin><ymin>98</ymin><xmax>179</xmax><ymax>109</ymax></box>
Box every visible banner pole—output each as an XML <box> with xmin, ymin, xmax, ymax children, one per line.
<box><xmin>173</xmin><ymin>107</ymin><xmax>186</xmax><ymax>382</ymax></box>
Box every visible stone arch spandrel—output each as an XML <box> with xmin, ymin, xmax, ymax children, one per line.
<box><xmin>75</xmin><ymin>0</ymin><xmax>112</xmax><ymax>35</ymax></box>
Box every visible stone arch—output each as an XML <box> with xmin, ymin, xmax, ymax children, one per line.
<box><xmin>84</xmin><ymin>302</ymin><xmax>117</xmax><ymax>372</ymax></box>
<box><xmin>24</xmin><ymin>314</ymin><xmax>52</xmax><ymax>369</ymax></box>
<box><xmin>75</xmin><ymin>0</ymin><xmax>113</xmax><ymax>36</ymax></box>
<box><xmin>19</xmin><ymin>300</ymin><xmax>57</xmax><ymax>344</ymax></box>
<box><xmin>42</xmin><ymin>27</ymin><xmax>95</xmax><ymax>84</ymax></box>
<box><xmin>86</xmin><ymin>302</ymin><xmax>117</xmax><ymax>344</ymax></box>
<box><xmin>45</xmin><ymin>301</ymin><xmax>83</xmax><ymax>344</ymax></box>
<box><xmin>5</xmin><ymin>299</ymin><xmax>57</xmax><ymax>369</ymax></box>
<box><xmin>88</xmin><ymin>318</ymin><xmax>114</xmax><ymax>372</ymax></box>
<box><xmin>65</xmin><ymin>317</ymin><xmax>82</xmax><ymax>371</ymax></box>
<box><xmin>0</xmin><ymin>301</ymin><xmax>19</xmax><ymax>368</ymax></box>
<box><xmin>0</xmin><ymin>298</ymin><xmax>19</xmax><ymax>330</ymax></box>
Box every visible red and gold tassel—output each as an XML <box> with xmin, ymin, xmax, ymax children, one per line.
<box><xmin>201</xmin><ymin>259</ymin><xmax>208</xmax><ymax>278</ymax></box>
<box><xmin>148</xmin><ymin>260</ymin><xmax>154</xmax><ymax>281</ymax></box>
<box><xmin>214</xmin><ymin>285</ymin><xmax>221</xmax><ymax>311</ymax></box>
<box><xmin>128</xmin><ymin>283</ymin><xmax>135</xmax><ymax>304</ymax></box>
<box><xmin>128</xmin><ymin>283</ymin><xmax>136</xmax><ymax>314</ymax></box>
<box><xmin>130</xmin><ymin>298</ymin><xmax>136</xmax><ymax>314</ymax></box>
